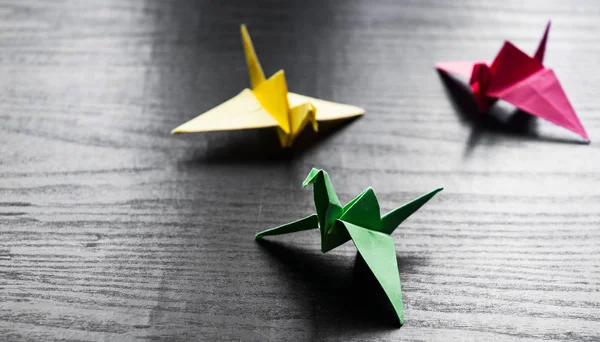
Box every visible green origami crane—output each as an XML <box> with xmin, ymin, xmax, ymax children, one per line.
<box><xmin>255</xmin><ymin>168</ymin><xmax>443</xmax><ymax>325</ymax></box>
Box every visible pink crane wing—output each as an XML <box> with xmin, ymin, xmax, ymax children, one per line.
<box><xmin>488</xmin><ymin>68</ymin><xmax>589</xmax><ymax>141</ymax></box>
<box><xmin>487</xmin><ymin>41</ymin><xmax>544</xmax><ymax>94</ymax></box>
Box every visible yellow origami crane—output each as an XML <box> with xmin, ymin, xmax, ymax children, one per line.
<box><xmin>171</xmin><ymin>25</ymin><xmax>365</xmax><ymax>147</ymax></box>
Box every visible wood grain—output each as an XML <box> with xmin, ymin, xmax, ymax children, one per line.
<box><xmin>1</xmin><ymin>0</ymin><xmax>599</xmax><ymax>341</ymax></box>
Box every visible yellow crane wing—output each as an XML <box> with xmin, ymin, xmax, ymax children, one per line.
<box><xmin>171</xmin><ymin>89</ymin><xmax>279</xmax><ymax>134</ymax></box>
<box><xmin>287</xmin><ymin>92</ymin><xmax>365</xmax><ymax>122</ymax></box>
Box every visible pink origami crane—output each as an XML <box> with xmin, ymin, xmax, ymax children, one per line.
<box><xmin>435</xmin><ymin>22</ymin><xmax>589</xmax><ymax>141</ymax></box>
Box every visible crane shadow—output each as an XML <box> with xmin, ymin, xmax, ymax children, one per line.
<box><xmin>177</xmin><ymin>116</ymin><xmax>360</xmax><ymax>166</ymax></box>
<box><xmin>256</xmin><ymin>238</ymin><xmax>428</xmax><ymax>334</ymax></box>
<box><xmin>436</xmin><ymin>70</ymin><xmax>587</xmax><ymax>157</ymax></box>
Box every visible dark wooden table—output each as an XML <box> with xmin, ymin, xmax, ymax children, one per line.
<box><xmin>1</xmin><ymin>1</ymin><xmax>599</xmax><ymax>341</ymax></box>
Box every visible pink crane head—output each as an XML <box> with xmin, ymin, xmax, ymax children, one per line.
<box><xmin>469</xmin><ymin>63</ymin><xmax>493</xmax><ymax>112</ymax></box>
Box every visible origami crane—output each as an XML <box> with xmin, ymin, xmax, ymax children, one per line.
<box><xmin>435</xmin><ymin>21</ymin><xmax>589</xmax><ymax>141</ymax></box>
<box><xmin>255</xmin><ymin>168</ymin><xmax>443</xmax><ymax>325</ymax></box>
<box><xmin>171</xmin><ymin>25</ymin><xmax>365</xmax><ymax>147</ymax></box>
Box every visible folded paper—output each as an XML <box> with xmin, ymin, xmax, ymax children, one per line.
<box><xmin>255</xmin><ymin>168</ymin><xmax>443</xmax><ymax>325</ymax></box>
<box><xmin>172</xmin><ymin>25</ymin><xmax>365</xmax><ymax>147</ymax></box>
<box><xmin>436</xmin><ymin>21</ymin><xmax>589</xmax><ymax>141</ymax></box>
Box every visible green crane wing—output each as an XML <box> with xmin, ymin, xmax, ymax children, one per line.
<box><xmin>322</xmin><ymin>187</ymin><xmax>382</xmax><ymax>252</ymax></box>
<box><xmin>340</xmin><ymin>220</ymin><xmax>405</xmax><ymax>325</ymax></box>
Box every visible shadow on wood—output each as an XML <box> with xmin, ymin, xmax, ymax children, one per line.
<box><xmin>436</xmin><ymin>70</ymin><xmax>586</xmax><ymax>157</ymax></box>
<box><xmin>178</xmin><ymin>116</ymin><xmax>361</xmax><ymax>165</ymax></box>
<box><xmin>255</xmin><ymin>238</ymin><xmax>428</xmax><ymax>333</ymax></box>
